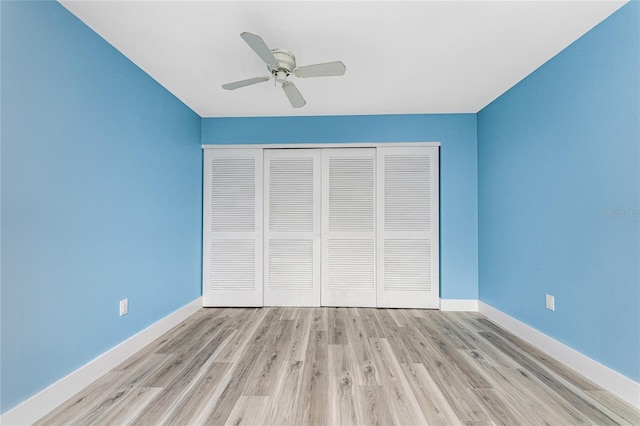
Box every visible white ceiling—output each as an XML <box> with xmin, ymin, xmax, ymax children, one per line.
<box><xmin>58</xmin><ymin>1</ymin><xmax>626</xmax><ymax>118</ymax></box>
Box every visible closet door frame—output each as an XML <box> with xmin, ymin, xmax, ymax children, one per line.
<box><xmin>202</xmin><ymin>142</ymin><xmax>440</xmax><ymax>308</ymax></box>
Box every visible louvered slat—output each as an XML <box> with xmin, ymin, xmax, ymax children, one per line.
<box><xmin>211</xmin><ymin>158</ymin><xmax>256</xmax><ymax>232</ymax></box>
<box><xmin>269</xmin><ymin>158</ymin><xmax>314</xmax><ymax>232</ymax></box>
<box><xmin>268</xmin><ymin>240</ymin><xmax>314</xmax><ymax>290</ymax></box>
<box><xmin>384</xmin><ymin>155</ymin><xmax>430</xmax><ymax>231</ymax></box>
<box><xmin>383</xmin><ymin>239</ymin><xmax>431</xmax><ymax>291</ymax></box>
<box><xmin>329</xmin><ymin>157</ymin><xmax>375</xmax><ymax>232</ymax></box>
<box><xmin>328</xmin><ymin>240</ymin><xmax>375</xmax><ymax>289</ymax></box>
<box><xmin>210</xmin><ymin>240</ymin><xmax>255</xmax><ymax>290</ymax></box>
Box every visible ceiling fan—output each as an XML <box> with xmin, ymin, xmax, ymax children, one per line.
<box><xmin>222</xmin><ymin>32</ymin><xmax>346</xmax><ymax>108</ymax></box>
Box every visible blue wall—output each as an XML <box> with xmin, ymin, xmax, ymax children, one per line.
<box><xmin>1</xmin><ymin>1</ymin><xmax>202</xmax><ymax>412</ymax></box>
<box><xmin>478</xmin><ymin>2</ymin><xmax>639</xmax><ymax>381</ymax></box>
<box><xmin>202</xmin><ymin>114</ymin><xmax>479</xmax><ymax>301</ymax></box>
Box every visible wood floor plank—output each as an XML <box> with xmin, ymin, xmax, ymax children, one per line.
<box><xmin>327</xmin><ymin>344</ymin><xmax>359</xmax><ymax>426</ymax></box>
<box><xmin>280</xmin><ymin>307</ymin><xmax>299</xmax><ymax>320</ymax></box>
<box><xmin>131</xmin><ymin>327</ymin><xmax>236</xmax><ymax>425</ymax></box>
<box><xmin>388</xmin><ymin>324</ymin><xmax>424</xmax><ymax>364</ymax></box>
<box><xmin>470</xmin><ymin>388</ymin><xmax>523</xmax><ymax>426</ymax></box>
<box><xmin>420</xmin><ymin>359</ymin><xmax>492</xmax><ymax>422</ymax></box>
<box><xmin>386</xmin><ymin>308</ymin><xmax>413</xmax><ymax>328</ymax></box>
<box><xmin>498</xmin><ymin>366</ymin><xmax>594</xmax><ymax>425</ymax></box>
<box><xmin>457</xmin><ymin>349</ymin><xmax>575</xmax><ymax>425</ymax></box>
<box><xmin>35</xmin><ymin>353</ymin><xmax>171</xmax><ymax>426</ymax></box>
<box><xmin>371</xmin><ymin>308</ymin><xmax>399</xmax><ymax>337</ymax></box>
<box><xmin>201</xmin><ymin>343</ymin><xmax>264</xmax><ymax>425</ymax></box>
<box><xmin>479</xmin><ymin>330</ymin><xmax>622</xmax><ymax>425</ymax></box>
<box><xmin>294</xmin><ymin>330</ymin><xmax>328</xmax><ymax>426</ymax></box>
<box><xmin>248</xmin><ymin>307</ymin><xmax>281</xmax><ymax>345</ymax></box>
<box><xmin>213</xmin><ymin>308</ymin><xmax>268</xmax><ymax>363</ymax></box>
<box><xmin>396</xmin><ymin>332</ymin><xmax>493</xmax><ymax>423</ymax></box>
<box><xmin>311</xmin><ymin>307</ymin><xmax>329</xmax><ymax>332</ymax></box>
<box><xmin>343</xmin><ymin>313</ymin><xmax>381</xmax><ymax>386</ymax></box>
<box><xmin>111</xmin><ymin>310</ymin><xmax>212</xmax><ymax>374</ymax></box>
<box><xmin>154</xmin><ymin>308</ymin><xmax>223</xmax><ymax>355</ymax></box>
<box><xmin>34</xmin><ymin>308</ymin><xmax>639</xmax><ymax>426</ymax></box>
<box><xmin>369</xmin><ymin>338</ymin><xmax>429</xmax><ymax>425</ymax></box>
<box><xmin>585</xmin><ymin>390</ymin><xmax>640</xmax><ymax>426</ymax></box>
<box><xmin>354</xmin><ymin>384</ymin><xmax>393</xmax><ymax>426</ymax></box>
<box><xmin>35</xmin><ymin>372</ymin><xmax>131</xmax><ymax>426</ymax></box>
<box><xmin>357</xmin><ymin>308</ymin><xmax>384</xmax><ymax>338</ymax></box>
<box><xmin>89</xmin><ymin>386</ymin><xmax>162</xmax><ymax>426</ymax></box>
<box><xmin>33</xmin><ymin>371</ymin><xmax>126</xmax><ymax>426</ymax></box>
<box><xmin>424</xmin><ymin>311</ymin><xmax>477</xmax><ymax>349</ymax></box>
<box><xmin>328</xmin><ymin>308</ymin><xmax>348</xmax><ymax>345</ymax></box>
<box><xmin>224</xmin><ymin>396</ymin><xmax>271</xmax><ymax>426</ymax></box>
<box><xmin>286</xmin><ymin>308</ymin><xmax>313</xmax><ymax>361</ymax></box>
<box><xmin>265</xmin><ymin>360</ymin><xmax>304</xmax><ymax>426</ymax></box>
<box><xmin>162</xmin><ymin>361</ymin><xmax>233</xmax><ymax>426</ymax></box>
<box><xmin>443</xmin><ymin>313</ymin><xmax>522</xmax><ymax>368</ymax></box>
<box><xmin>412</xmin><ymin>316</ymin><xmax>493</xmax><ymax>390</ymax></box>
<box><xmin>242</xmin><ymin>319</ymin><xmax>294</xmax><ymax>396</ymax></box>
<box><xmin>401</xmin><ymin>362</ymin><xmax>464</xmax><ymax>426</ymax></box>
<box><xmin>474</xmin><ymin>316</ymin><xmax>601</xmax><ymax>391</ymax></box>
<box><xmin>458</xmin><ymin>348</ymin><xmax>584</xmax><ymax>425</ymax></box>
<box><xmin>473</xmin><ymin>332</ymin><xmax>629</xmax><ymax>426</ymax></box>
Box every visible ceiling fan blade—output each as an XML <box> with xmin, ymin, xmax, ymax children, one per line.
<box><xmin>282</xmin><ymin>81</ymin><xmax>306</xmax><ymax>108</ymax></box>
<box><xmin>222</xmin><ymin>76</ymin><xmax>271</xmax><ymax>90</ymax></box>
<box><xmin>240</xmin><ymin>32</ymin><xmax>278</xmax><ymax>67</ymax></box>
<box><xmin>294</xmin><ymin>61</ymin><xmax>346</xmax><ymax>78</ymax></box>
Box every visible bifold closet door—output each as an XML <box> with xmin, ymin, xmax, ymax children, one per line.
<box><xmin>377</xmin><ymin>146</ymin><xmax>439</xmax><ymax>308</ymax></box>
<box><xmin>264</xmin><ymin>149</ymin><xmax>321</xmax><ymax>306</ymax></box>
<box><xmin>321</xmin><ymin>148</ymin><xmax>377</xmax><ymax>307</ymax></box>
<box><xmin>203</xmin><ymin>148</ymin><xmax>263</xmax><ymax>307</ymax></box>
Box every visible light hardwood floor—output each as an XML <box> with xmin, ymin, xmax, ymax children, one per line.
<box><xmin>36</xmin><ymin>308</ymin><xmax>639</xmax><ymax>425</ymax></box>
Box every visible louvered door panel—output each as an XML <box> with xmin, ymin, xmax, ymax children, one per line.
<box><xmin>264</xmin><ymin>149</ymin><xmax>321</xmax><ymax>306</ymax></box>
<box><xmin>321</xmin><ymin>148</ymin><xmax>376</xmax><ymax>307</ymax></box>
<box><xmin>328</xmin><ymin>240</ymin><xmax>375</xmax><ymax>289</ymax></box>
<box><xmin>203</xmin><ymin>149</ymin><xmax>263</xmax><ymax>306</ymax></box>
<box><xmin>377</xmin><ymin>146</ymin><xmax>439</xmax><ymax>308</ymax></box>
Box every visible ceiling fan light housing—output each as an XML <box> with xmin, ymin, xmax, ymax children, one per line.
<box><xmin>276</xmin><ymin>71</ymin><xmax>289</xmax><ymax>84</ymax></box>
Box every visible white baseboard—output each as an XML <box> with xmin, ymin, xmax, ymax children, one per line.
<box><xmin>0</xmin><ymin>297</ymin><xmax>202</xmax><ymax>426</ymax></box>
<box><xmin>440</xmin><ymin>298</ymin><xmax>478</xmax><ymax>311</ymax></box>
<box><xmin>478</xmin><ymin>301</ymin><xmax>640</xmax><ymax>409</ymax></box>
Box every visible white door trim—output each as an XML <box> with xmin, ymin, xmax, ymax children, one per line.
<box><xmin>203</xmin><ymin>142</ymin><xmax>440</xmax><ymax>150</ymax></box>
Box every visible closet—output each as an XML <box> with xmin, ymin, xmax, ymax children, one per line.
<box><xmin>202</xmin><ymin>143</ymin><xmax>439</xmax><ymax>309</ymax></box>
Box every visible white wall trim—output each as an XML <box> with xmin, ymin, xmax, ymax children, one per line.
<box><xmin>439</xmin><ymin>298</ymin><xmax>478</xmax><ymax>311</ymax></box>
<box><xmin>0</xmin><ymin>298</ymin><xmax>202</xmax><ymax>426</ymax></box>
<box><xmin>478</xmin><ymin>301</ymin><xmax>640</xmax><ymax>409</ymax></box>
<box><xmin>202</xmin><ymin>141</ymin><xmax>441</xmax><ymax>150</ymax></box>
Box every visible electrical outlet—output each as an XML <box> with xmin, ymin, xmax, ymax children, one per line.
<box><xmin>119</xmin><ymin>299</ymin><xmax>128</xmax><ymax>316</ymax></box>
<box><xmin>545</xmin><ymin>294</ymin><xmax>555</xmax><ymax>311</ymax></box>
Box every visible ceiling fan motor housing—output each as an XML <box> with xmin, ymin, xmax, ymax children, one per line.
<box><xmin>269</xmin><ymin>49</ymin><xmax>296</xmax><ymax>76</ymax></box>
